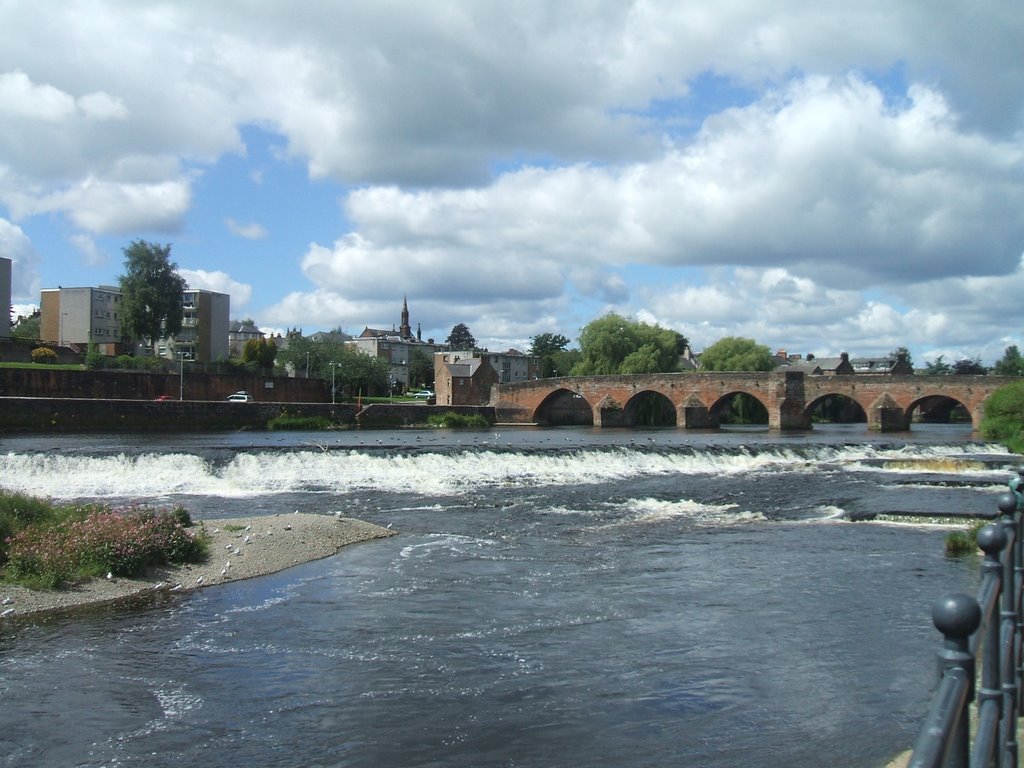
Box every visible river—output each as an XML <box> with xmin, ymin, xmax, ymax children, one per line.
<box><xmin>0</xmin><ymin>424</ymin><xmax>1016</xmax><ymax>767</ymax></box>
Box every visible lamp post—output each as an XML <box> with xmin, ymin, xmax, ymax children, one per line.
<box><xmin>306</xmin><ymin>352</ymin><xmax>310</xmax><ymax>379</ymax></box>
<box><xmin>177</xmin><ymin>350</ymin><xmax>185</xmax><ymax>400</ymax></box>
<box><xmin>330</xmin><ymin>361</ymin><xmax>336</xmax><ymax>404</ymax></box>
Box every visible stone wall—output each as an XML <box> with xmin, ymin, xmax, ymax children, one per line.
<box><xmin>0</xmin><ymin>367</ymin><xmax>327</xmax><ymax>403</ymax></box>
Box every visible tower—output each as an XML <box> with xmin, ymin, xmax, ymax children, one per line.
<box><xmin>399</xmin><ymin>296</ymin><xmax>412</xmax><ymax>340</ymax></box>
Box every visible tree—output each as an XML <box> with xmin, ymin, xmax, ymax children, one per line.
<box><xmin>118</xmin><ymin>240</ymin><xmax>186</xmax><ymax>354</ymax></box>
<box><xmin>572</xmin><ymin>313</ymin><xmax>684</xmax><ymax>375</ymax></box>
<box><xmin>952</xmin><ymin>356</ymin><xmax>988</xmax><ymax>375</ymax></box>
<box><xmin>924</xmin><ymin>355</ymin><xmax>952</xmax><ymax>375</ymax></box>
<box><xmin>993</xmin><ymin>346</ymin><xmax>1024</xmax><ymax>376</ymax></box>
<box><xmin>10</xmin><ymin>311</ymin><xmax>40</xmax><ymax>341</ymax></box>
<box><xmin>530</xmin><ymin>332</ymin><xmax>570</xmax><ymax>377</ymax></box>
<box><xmin>698</xmin><ymin>337</ymin><xmax>776</xmax><ymax>371</ymax></box>
<box><xmin>242</xmin><ymin>337</ymin><xmax>277</xmax><ymax>368</ymax></box>
<box><xmin>408</xmin><ymin>349</ymin><xmax>434</xmax><ymax>389</ymax></box>
<box><xmin>275</xmin><ymin>335</ymin><xmax>390</xmax><ymax>397</ymax></box>
<box><xmin>447</xmin><ymin>323</ymin><xmax>476</xmax><ymax>350</ymax></box>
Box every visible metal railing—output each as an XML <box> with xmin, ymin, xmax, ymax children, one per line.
<box><xmin>908</xmin><ymin>478</ymin><xmax>1024</xmax><ymax>768</ymax></box>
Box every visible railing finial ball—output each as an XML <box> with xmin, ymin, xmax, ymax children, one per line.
<box><xmin>996</xmin><ymin>492</ymin><xmax>1018</xmax><ymax>516</ymax></box>
<box><xmin>931</xmin><ymin>593</ymin><xmax>981</xmax><ymax>638</ymax></box>
<box><xmin>975</xmin><ymin>522</ymin><xmax>1007</xmax><ymax>554</ymax></box>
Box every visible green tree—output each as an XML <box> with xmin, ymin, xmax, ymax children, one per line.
<box><xmin>698</xmin><ymin>337</ymin><xmax>776</xmax><ymax>371</ymax></box>
<box><xmin>276</xmin><ymin>336</ymin><xmax>390</xmax><ymax>397</ymax></box>
<box><xmin>118</xmin><ymin>240</ymin><xmax>186</xmax><ymax>354</ymax></box>
<box><xmin>408</xmin><ymin>349</ymin><xmax>434</xmax><ymax>389</ymax></box>
<box><xmin>530</xmin><ymin>332</ymin><xmax>571</xmax><ymax>377</ymax></box>
<box><xmin>924</xmin><ymin>355</ymin><xmax>952</xmax><ymax>375</ymax></box>
<box><xmin>980</xmin><ymin>380</ymin><xmax>1024</xmax><ymax>453</ymax></box>
<box><xmin>993</xmin><ymin>346</ymin><xmax>1024</xmax><ymax>376</ymax></box>
<box><xmin>10</xmin><ymin>311</ymin><xmax>40</xmax><ymax>341</ymax></box>
<box><xmin>242</xmin><ymin>337</ymin><xmax>277</xmax><ymax>368</ymax></box>
<box><xmin>447</xmin><ymin>323</ymin><xmax>476</xmax><ymax>350</ymax></box>
<box><xmin>572</xmin><ymin>313</ymin><xmax>684</xmax><ymax>375</ymax></box>
<box><xmin>952</xmin><ymin>357</ymin><xmax>987</xmax><ymax>375</ymax></box>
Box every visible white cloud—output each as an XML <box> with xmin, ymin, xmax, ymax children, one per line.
<box><xmin>69</xmin><ymin>233</ymin><xmax>107</xmax><ymax>266</ymax></box>
<box><xmin>179</xmin><ymin>268</ymin><xmax>252</xmax><ymax>311</ymax></box>
<box><xmin>0</xmin><ymin>217</ymin><xmax>41</xmax><ymax>299</ymax></box>
<box><xmin>225</xmin><ymin>218</ymin><xmax>268</xmax><ymax>240</ymax></box>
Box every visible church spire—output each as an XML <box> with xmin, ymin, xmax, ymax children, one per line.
<box><xmin>399</xmin><ymin>295</ymin><xmax>412</xmax><ymax>340</ymax></box>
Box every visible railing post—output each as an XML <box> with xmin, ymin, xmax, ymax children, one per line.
<box><xmin>976</xmin><ymin>523</ymin><xmax>1008</xmax><ymax>768</ymax></box>
<box><xmin>910</xmin><ymin>594</ymin><xmax>981</xmax><ymax>768</ymax></box>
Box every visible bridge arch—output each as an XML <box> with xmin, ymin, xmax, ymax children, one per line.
<box><xmin>908</xmin><ymin>394</ymin><xmax>972</xmax><ymax>425</ymax></box>
<box><xmin>622</xmin><ymin>390</ymin><xmax>677</xmax><ymax>427</ymax></box>
<box><xmin>708</xmin><ymin>390</ymin><xmax>769</xmax><ymax>426</ymax></box>
<box><xmin>533</xmin><ymin>388</ymin><xmax>594</xmax><ymax>426</ymax></box>
<box><xmin>805</xmin><ymin>393</ymin><xmax>868</xmax><ymax>424</ymax></box>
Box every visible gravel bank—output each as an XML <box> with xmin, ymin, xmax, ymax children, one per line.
<box><xmin>0</xmin><ymin>513</ymin><xmax>396</xmax><ymax>620</ymax></box>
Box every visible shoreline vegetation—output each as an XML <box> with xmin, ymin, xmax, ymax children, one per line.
<box><xmin>1</xmin><ymin>512</ymin><xmax>397</xmax><ymax>620</ymax></box>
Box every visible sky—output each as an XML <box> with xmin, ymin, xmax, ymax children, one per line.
<box><xmin>1</xmin><ymin>1</ymin><xmax>1022</xmax><ymax>365</ymax></box>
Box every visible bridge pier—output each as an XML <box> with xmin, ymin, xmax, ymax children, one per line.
<box><xmin>869</xmin><ymin>405</ymin><xmax>911</xmax><ymax>432</ymax></box>
<box><xmin>678</xmin><ymin>398</ymin><xmax>715</xmax><ymax>429</ymax></box>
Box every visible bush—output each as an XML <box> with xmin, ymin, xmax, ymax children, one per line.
<box><xmin>1</xmin><ymin>497</ymin><xmax>208</xmax><ymax>588</ymax></box>
<box><xmin>30</xmin><ymin>347</ymin><xmax>57</xmax><ymax>364</ymax></box>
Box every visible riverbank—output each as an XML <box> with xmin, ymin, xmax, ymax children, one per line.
<box><xmin>0</xmin><ymin>512</ymin><xmax>396</xmax><ymax>619</ymax></box>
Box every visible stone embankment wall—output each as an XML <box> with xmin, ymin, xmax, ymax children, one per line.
<box><xmin>0</xmin><ymin>398</ymin><xmax>498</xmax><ymax>433</ymax></box>
<box><xmin>0</xmin><ymin>368</ymin><xmax>326</xmax><ymax>402</ymax></box>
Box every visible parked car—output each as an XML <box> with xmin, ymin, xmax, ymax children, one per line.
<box><xmin>411</xmin><ymin>390</ymin><xmax>434</xmax><ymax>399</ymax></box>
<box><xmin>226</xmin><ymin>391</ymin><xmax>254</xmax><ymax>402</ymax></box>
<box><xmin>154</xmin><ymin>395</ymin><xmax>173</xmax><ymax>402</ymax></box>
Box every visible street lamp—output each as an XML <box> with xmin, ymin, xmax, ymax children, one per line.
<box><xmin>329</xmin><ymin>361</ymin><xmax>337</xmax><ymax>404</ymax></box>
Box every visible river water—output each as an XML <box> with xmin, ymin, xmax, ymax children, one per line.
<box><xmin>0</xmin><ymin>424</ymin><xmax>1017</xmax><ymax>767</ymax></box>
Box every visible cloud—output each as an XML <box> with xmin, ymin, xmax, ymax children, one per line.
<box><xmin>69</xmin><ymin>233</ymin><xmax>107</xmax><ymax>266</ymax></box>
<box><xmin>0</xmin><ymin>217</ymin><xmax>41</xmax><ymax>299</ymax></box>
<box><xmin>178</xmin><ymin>268</ymin><xmax>252</xmax><ymax>311</ymax></box>
<box><xmin>225</xmin><ymin>218</ymin><xmax>268</xmax><ymax>240</ymax></box>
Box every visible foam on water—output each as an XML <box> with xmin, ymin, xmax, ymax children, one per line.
<box><xmin>0</xmin><ymin>441</ymin><xmax>1014</xmax><ymax>501</ymax></box>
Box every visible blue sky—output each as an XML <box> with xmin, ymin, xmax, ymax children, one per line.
<box><xmin>1</xmin><ymin>1</ymin><xmax>1023</xmax><ymax>364</ymax></box>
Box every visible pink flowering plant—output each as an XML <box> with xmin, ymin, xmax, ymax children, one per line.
<box><xmin>1</xmin><ymin>493</ymin><xmax>208</xmax><ymax>589</ymax></box>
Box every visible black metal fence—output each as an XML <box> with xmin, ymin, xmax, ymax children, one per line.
<box><xmin>908</xmin><ymin>477</ymin><xmax>1024</xmax><ymax>768</ymax></box>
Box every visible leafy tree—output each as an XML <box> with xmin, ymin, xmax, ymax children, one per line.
<box><xmin>980</xmin><ymin>381</ymin><xmax>1024</xmax><ymax>453</ymax></box>
<box><xmin>952</xmin><ymin>357</ymin><xmax>988</xmax><ymax>375</ymax></box>
<box><xmin>10</xmin><ymin>311</ymin><xmax>40</xmax><ymax>340</ymax></box>
<box><xmin>118</xmin><ymin>240</ymin><xmax>186</xmax><ymax>354</ymax></box>
<box><xmin>924</xmin><ymin>355</ymin><xmax>952</xmax><ymax>375</ymax></box>
<box><xmin>242</xmin><ymin>337</ymin><xmax>277</xmax><ymax>368</ymax></box>
<box><xmin>447</xmin><ymin>323</ymin><xmax>476</xmax><ymax>350</ymax></box>
<box><xmin>530</xmin><ymin>332</ymin><xmax>571</xmax><ymax>377</ymax></box>
<box><xmin>408</xmin><ymin>349</ymin><xmax>434</xmax><ymax>389</ymax></box>
<box><xmin>572</xmin><ymin>313</ymin><xmax>683</xmax><ymax>375</ymax></box>
<box><xmin>698</xmin><ymin>337</ymin><xmax>776</xmax><ymax>371</ymax></box>
<box><xmin>276</xmin><ymin>336</ymin><xmax>390</xmax><ymax>396</ymax></box>
<box><xmin>993</xmin><ymin>346</ymin><xmax>1024</xmax><ymax>376</ymax></box>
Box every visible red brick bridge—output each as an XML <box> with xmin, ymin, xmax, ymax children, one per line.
<box><xmin>490</xmin><ymin>371</ymin><xmax>1014</xmax><ymax>431</ymax></box>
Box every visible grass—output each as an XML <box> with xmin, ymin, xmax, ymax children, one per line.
<box><xmin>945</xmin><ymin>519</ymin><xmax>988</xmax><ymax>556</ymax></box>
<box><xmin>426</xmin><ymin>412</ymin><xmax>492</xmax><ymax>428</ymax></box>
<box><xmin>0</xmin><ymin>491</ymin><xmax>208</xmax><ymax>589</ymax></box>
<box><xmin>267</xmin><ymin>414</ymin><xmax>337</xmax><ymax>430</ymax></box>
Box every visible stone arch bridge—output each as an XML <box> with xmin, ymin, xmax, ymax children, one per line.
<box><xmin>490</xmin><ymin>371</ymin><xmax>1014</xmax><ymax>431</ymax></box>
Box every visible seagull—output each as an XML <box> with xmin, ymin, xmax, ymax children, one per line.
<box><xmin>243</xmin><ymin>535</ymin><xmax>252</xmax><ymax>544</ymax></box>
<box><xmin>106</xmin><ymin>572</ymin><xmax>113</xmax><ymax>580</ymax></box>
<box><xmin>196</xmin><ymin>576</ymin><xmax>204</xmax><ymax>584</ymax></box>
